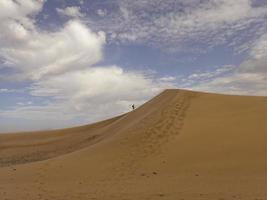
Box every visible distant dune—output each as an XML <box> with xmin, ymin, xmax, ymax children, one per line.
<box><xmin>1</xmin><ymin>89</ymin><xmax>267</xmax><ymax>200</ymax></box>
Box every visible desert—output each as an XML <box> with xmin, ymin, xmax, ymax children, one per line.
<box><xmin>1</xmin><ymin>89</ymin><xmax>267</xmax><ymax>200</ymax></box>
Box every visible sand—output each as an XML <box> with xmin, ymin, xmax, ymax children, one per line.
<box><xmin>1</xmin><ymin>89</ymin><xmax>267</xmax><ymax>200</ymax></box>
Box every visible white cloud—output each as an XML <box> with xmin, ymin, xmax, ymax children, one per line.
<box><xmin>182</xmin><ymin>34</ymin><xmax>267</xmax><ymax>96</ymax></box>
<box><xmin>30</xmin><ymin>66</ymin><xmax>160</xmax><ymax>100</ymax></box>
<box><xmin>0</xmin><ymin>1</ymin><xmax>104</xmax><ymax>81</ymax></box>
<box><xmin>0</xmin><ymin>18</ymin><xmax>105</xmax><ymax>80</ymax></box>
<box><xmin>0</xmin><ymin>0</ymin><xmax>43</xmax><ymax>21</ymax></box>
<box><xmin>187</xmin><ymin>72</ymin><xmax>267</xmax><ymax>96</ymax></box>
<box><xmin>187</xmin><ymin>65</ymin><xmax>235</xmax><ymax>81</ymax></box>
<box><xmin>1</xmin><ymin>67</ymin><xmax>173</xmax><ymax>130</ymax></box>
<box><xmin>0</xmin><ymin>0</ymin><xmax>43</xmax><ymax>48</ymax></box>
<box><xmin>96</xmin><ymin>9</ymin><xmax>107</xmax><ymax>17</ymax></box>
<box><xmin>88</xmin><ymin>0</ymin><xmax>267</xmax><ymax>51</ymax></box>
<box><xmin>16</xmin><ymin>101</ymin><xmax>32</xmax><ymax>106</ymax></box>
<box><xmin>249</xmin><ymin>34</ymin><xmax>267</xmax><ymax>59</ymax></box>
<box><xmin>239</xmin><ymin>33</ymin><xmax>267</xmax><ymax>74</ymax></box>
<box><xmin>56</xmin><ymin>6</ymin><xmax>85</xmax><ymax>18</ymax></box>
<box><xmin>0</xmin><ymin>88</ymin><xmax>9</xmax><ymax>93</ymax></box>
<box><xmin>29</xmin><ymin>66</ymin><xmax>171</xmax><ymax>118</ymax></box>
<box><xmin>159</xmin><ymin>76</ymin><xmax>176</xmax><ymax>82</ymax></box>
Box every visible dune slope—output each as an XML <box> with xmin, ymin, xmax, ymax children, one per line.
<box><xmin>1</xmin><ymin>89</ymin><xmax>267</xmax><ymax>200</ymax></box>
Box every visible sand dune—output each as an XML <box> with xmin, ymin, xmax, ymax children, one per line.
<box><xmin>1</xmin><ymin>89</ymin><xmax>267</xmax><ymax>200</ymax></box>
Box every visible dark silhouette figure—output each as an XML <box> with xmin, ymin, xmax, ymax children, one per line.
<box><xmin>132</xmin><ymin>104</ymin><xmax>135</xmax><ymax>110</ymax></box>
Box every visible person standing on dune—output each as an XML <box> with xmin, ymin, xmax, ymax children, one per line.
<box><xmin>132</xmin><ymin>104</ymin><xmax>135</xmax><ymax>110</ymax></box>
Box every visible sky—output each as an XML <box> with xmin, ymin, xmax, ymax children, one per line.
<box><xmin>0</xmin><ymin>0</ymin><xmax>267</xmax><ymax>132</ymax></box>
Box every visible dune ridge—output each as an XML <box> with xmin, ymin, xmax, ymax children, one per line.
<box><xmin>1</xmin><ymin>89</ymin><xmax>267</xmax><ymax>200</ymax></box>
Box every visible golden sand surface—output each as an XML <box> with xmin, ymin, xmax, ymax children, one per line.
<box><xmin>1</xmin><ymin>89</ymin><xmax>267</xmax><ymax>200</ymax></box>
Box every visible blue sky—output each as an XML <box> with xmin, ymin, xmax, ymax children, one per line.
<box><xmin>0</xmin><ymin>0</ymin><xmax>267</xmax><ymax>132</ymax></box>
